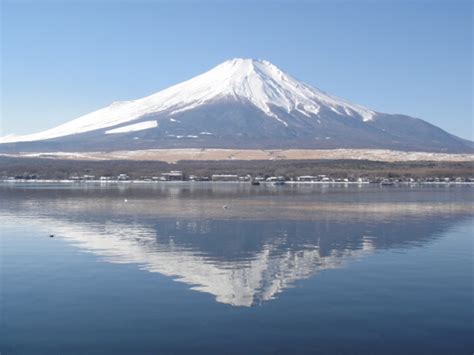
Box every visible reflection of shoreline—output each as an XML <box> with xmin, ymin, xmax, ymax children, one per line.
<box><xmin>2</xmin><ymin>183</ymin><xmax>472</xmax><ymax>220</ymax></box>
<box><xmin>5</xmin><ymin>198</ymin><xmax>473</xmax><ymax>222</ymax></box>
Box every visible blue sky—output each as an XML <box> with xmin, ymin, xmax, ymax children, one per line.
<box><xmin>1</xmin><ymin>0</ymin><xmax>472</xmax><ymax>139</ymax></box>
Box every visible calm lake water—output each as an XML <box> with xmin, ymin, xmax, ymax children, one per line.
<box><xmin>1</xmin><ymin>183</ymin><xmax>472</xmax><ymax>354</ymax></box>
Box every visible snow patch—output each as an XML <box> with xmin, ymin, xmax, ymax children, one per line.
<box><xmin>105</xmin><ymin>120</ymin><xmax>158</xmax><ymax>134</ymax></box>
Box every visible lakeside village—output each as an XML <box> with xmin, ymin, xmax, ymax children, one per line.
<box><xmin>3</xmin><ymin>170</ymin><xmax>474</xmax><ymax>185</ymax></box>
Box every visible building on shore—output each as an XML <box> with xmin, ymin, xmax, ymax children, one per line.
<box><xmin>161</xmin><ymin>171</ymin><xmax>184</xmax><ymax>181</ymax></box>
<box><xmin>211</xmin><ymin>174</ymin><xmax>239</xmax><ymax>182</ymax></box>
<box><xmin>297</xmin><ymin>175</ymin><xmax>317</xmax><ymax>182</ymax></box>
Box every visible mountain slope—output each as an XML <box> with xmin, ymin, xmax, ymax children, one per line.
<box><xmin>1</xmin><ymin>58</ymin><xmax>472</xmax><ymax>153</ymax></box>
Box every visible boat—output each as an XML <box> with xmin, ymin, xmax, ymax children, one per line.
<box><xmin>273</xmin><ymin>178</ymin><xmax>286</xmax><ymax>186</ymax></box>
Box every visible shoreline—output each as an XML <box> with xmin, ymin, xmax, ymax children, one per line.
<box><xmin>1</xmin><ymin>179</ymin><xmax>473</xmax><ymax>185</ymax></box>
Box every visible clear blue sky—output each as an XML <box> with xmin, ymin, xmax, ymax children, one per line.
<box><xmin>1</xmin><ymin>0</ymin><xmax>472</xmax><ymax>139</ymax></box>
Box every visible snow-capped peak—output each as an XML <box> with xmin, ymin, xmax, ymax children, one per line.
<box><xmin>142</xmin><ymin>58</ymin><xmax>375</xmax><ymax>125</ymax></box>
<box><xmin>0</xmin><ymin>58</ymin><xmax>376</xmax><ymax>143</ymax></box>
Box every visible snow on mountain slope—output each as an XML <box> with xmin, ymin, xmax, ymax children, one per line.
<box><xmin>0</xmin><ymin>58</ymin><xmax>376</xmax><ymax>143</ymax></box>
<box><xmin>105</xmin><ymin>120</ymin><xmax>158</xmax><ymax>134</ymax></box>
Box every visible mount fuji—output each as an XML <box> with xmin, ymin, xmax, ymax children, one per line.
<box><xmin>1</xmin><ymin>58</ymin><xmax>472</xmax><ymax>153</ymax></box>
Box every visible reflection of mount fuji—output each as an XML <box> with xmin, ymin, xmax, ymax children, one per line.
<box><xmin>4</xmin><ymin>208</ymin><xmax>470</xmax><ymax>307</ymax></box>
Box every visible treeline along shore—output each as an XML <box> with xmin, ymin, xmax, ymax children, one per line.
<box><xmin>1</xmin><ymin>156</ymin><xmax>473</xmax><ymax>182</ymax></box>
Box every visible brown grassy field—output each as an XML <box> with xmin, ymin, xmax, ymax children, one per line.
<box><xmin>2</xmin><ymin>148</ymin><xmax>473</xmax><ymax>163</ymax></box>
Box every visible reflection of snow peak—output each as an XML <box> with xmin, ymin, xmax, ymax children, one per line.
<box><xmin>4</xmin><ymin>214</ymin><xmax>374</xmax><ymax>307</ymax></box>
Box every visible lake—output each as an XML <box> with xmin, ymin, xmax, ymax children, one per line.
<box><xmin>0</xmin><ymin>183</ymin><xmax>472</xmax><ymax>354</ymax></box>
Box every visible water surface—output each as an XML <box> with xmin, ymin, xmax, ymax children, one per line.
<box><xmin>1</xmin><ymin>183</ymin><xmax>472</xmax><ymax>354</ymax></box>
